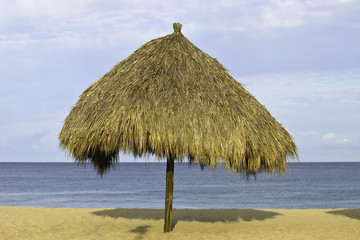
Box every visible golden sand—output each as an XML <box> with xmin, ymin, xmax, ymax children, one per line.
<box><xmin>0</xmin><ymin>207</ymin><xmax>359</xmax><ymax>240</ymax></box>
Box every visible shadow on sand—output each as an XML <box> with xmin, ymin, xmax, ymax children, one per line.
<box><xmin>129</xmin><ymin>225</ymin><xmax>151</xmax><ymax>240</ymax></box>
<box><xmin>92</xmin><ymin>209</ymin><xmax>282</xmax><ymax>229</ymax></box>
<box><xmin>327</xmin><ymin>209</ymin><xmax>360</xmax><ymax>220</ymax></box>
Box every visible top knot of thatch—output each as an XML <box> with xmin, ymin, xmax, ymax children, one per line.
<box><xmin>173</xmin><ymin>23</ymin><xmax>182</xmax><ymax>32</ymax></box>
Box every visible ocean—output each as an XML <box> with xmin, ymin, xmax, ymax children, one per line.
<box><xmin>1</xmin><ymin>162</ymin><xmax>359</xmax><ymax>209</ymax></box>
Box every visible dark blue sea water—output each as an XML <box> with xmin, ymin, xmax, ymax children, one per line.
<box><xmin>0</xmin><ymin>162</ymin><xmax>359</xmax><ymax>209</ymax></box>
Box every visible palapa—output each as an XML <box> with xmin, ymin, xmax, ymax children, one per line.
<box><xmin>59</xmin><ymin>23</ymin><xmax>298</xmax><ymax>232</ymax></box>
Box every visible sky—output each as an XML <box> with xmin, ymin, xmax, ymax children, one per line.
<box><xmin>0</xmin><ymin>0</ymin><xmax>359</xmax><ymax>163</ymax></box>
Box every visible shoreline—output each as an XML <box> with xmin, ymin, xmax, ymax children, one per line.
<box><xmin>1</xmin><ymin>207</ymin><xmax>359</xmax><ymax>239</ymax></box>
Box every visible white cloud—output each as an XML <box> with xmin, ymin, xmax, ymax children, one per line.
<box><xmin>322</xmin><ymin>133</ymin><xmax>351</xmax><ymax>144</ymax></box>
<box><xmin>1</xmin><ymin>0</ymin><xmax>359</xmax><ymax>50</ymax></box>
<box><xmin>322</xmin><ymin>133</ymin><xmax>338</xmax><ymax>143</ymax></box>
<box><xmin>335</xmin><ymin>139</ymin><xmax>350</xmax><ymax>143</ymax></box>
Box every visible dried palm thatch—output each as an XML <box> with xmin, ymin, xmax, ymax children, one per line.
<box><xmin>59</xmin><ymin>23</ymin><xmax>297</xmax><ymax>175</ymax></box>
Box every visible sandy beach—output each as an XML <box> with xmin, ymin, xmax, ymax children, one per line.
<box><xmin>0</xmin><ymin>207</ymin><xmax>359</xmax><ymax>240</ymax></box>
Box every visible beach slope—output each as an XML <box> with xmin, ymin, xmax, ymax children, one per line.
<box><xmin>0</xmin><ymin>207</ymin><xmax>359</xmax><ymax>240</ymax></box>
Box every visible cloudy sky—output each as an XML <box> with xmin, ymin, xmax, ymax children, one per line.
<box><xmin>1</xmin><ymin>0</ymin><xmax>359</xmax><ymax>163</ymax></box>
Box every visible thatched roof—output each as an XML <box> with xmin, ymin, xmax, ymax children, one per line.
<box><xmin>59</xmin><ymin>23</ymin><xmax>297</xmax><ymax>174</ymax></box>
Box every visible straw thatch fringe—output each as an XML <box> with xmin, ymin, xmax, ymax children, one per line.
<box><xmin>59</xmin><ymin>23</ymin><xmax>297</xmax><ymax>175</ymax></box>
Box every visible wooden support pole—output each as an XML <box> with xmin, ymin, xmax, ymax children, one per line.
<box><xmin>164</xmin><ymin>157</ymin><xmax>174</xmax><ymax>232</ymax></box>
